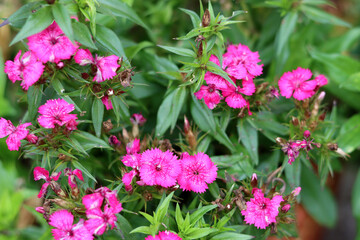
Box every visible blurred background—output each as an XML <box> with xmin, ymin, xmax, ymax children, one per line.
<box><xmin>0</xmin><ymin>0</ymin><xmax>359</xmax><ymax>239</ymax></box>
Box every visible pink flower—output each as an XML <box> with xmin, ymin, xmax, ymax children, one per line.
<box><xmin>223</xmin><ymin>44</ymin><xmax>263</xmax><ymax>80</ymax></box>
<box><xmin>4</xmin><ymin>50</ymin><xmax>44</xmax><ymax>90</ymax></box>
<box><xmin>241</xmin><ymin>189</ymin><xmax>283</xmax><ymax>229</ymax></box>
<box><xmin>126</xmin><ymin>138</ymin><xmax>140</xmax><ymax>154</ymax></box>
<box><xmin>177</xmin><ymin>152</ymin><xmax>217</xmax><ymax>193</ymax></box>
<box><xmin>82</xmin><ymin>193</ymin><xmax>104</xmax><ymax>211</ymax></box>
<box><xmin>204</xmin><ymin>55</ymin><xmax>229</xmax><ymax>90</ymax></box>
<box><xmin>74</xmin><ymin>49</ymin><xmax>120</xmax><ymax>82</ymax></box>
<box><xmin>38</xmin><ymin>99</ymin><xmax>78</xmax><ymax>130</ymax></box>
<box><xmin>251</xmin><ymin>173</ymin><xmax>257</xmax><ymax>181</ymax></box>
<box><xmin>292</xmin><ymin>187</ymin><xmax>301</xmax><ymax>196</ymax></box>
<box><xmin>122</xmin><ymin>153</ymin><xmax>141</xmax><ymax>169</ymax></box>
<box><xmin>101</xmin><ymin>96</ymin><xmax>113</xmax><ymax>110</ymax></box>
<box><xmin>130</xmin><ymin>113</ymin><xmax>147</xmax><ymax>126</ymax></box>
<box><xmin>33</xmin><ymin>166</ymin><xmax>62</xmax><ymax>198</ymax></box>
<box><xmin>222</xmin><ymin>79</ymin><xmax>255</xmax><ymax>109</ymax></box>
<box><xmin>122</xmin><ymin>170</ymin><xmax>137</xmax><ymax>192</ymax></box>
<box><xmin>49</xmin><ymin>210</ymin><xmax>93</xmax><ymax>240</ymax></box>
<box><xmin>0</xmin><ymin>118</ymin><xmax>31</xmax><ymax>151</ymax></box>
<box><xmin>281</xmin><ymin>140</ymin><xmax>302</xmax><ymax>165</ymax></box>
<box><xmin>64</xmin><ymin>168</ymin><xmax>84</xmax><ymax>189</ymax></box>
<box><xmin>139</xmin><ymin>148</ymin><xmax>181</xmax><ymax>188</ymax></box>
<box><xmin>278</xmin><ymin>67</ymin><xmax>321</xmax><ymax>101</ymax></box>
<box><xmin>28</xmin><ymin>21</ymin><xmax>78</xmax><ymax>63</ymax></box>
<box><xmin>315</xmin><ymin>75</ymin><xmax>328</xmax><ymax>87</ymax></box>
<box><xmin>95</xmin><ymin>187</ymin><xmax>123</xmax><ymax>213</ymax></box>
<box><xmin>194</xmin><ymin>84</ymin><xmax>223</xmax><ymax>109</ymax></box>
<box><xmin>145</xmin><ymin>231</ymin><xmax>182</xmax><ymax>240</ymax></box>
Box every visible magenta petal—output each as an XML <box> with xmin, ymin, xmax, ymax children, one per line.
<box><xmin>34</xmin><ymin>166</ymin><xmax>50</xmax><ymax>181</ymax></box>
<box><xmin>38</xmin><ymin>182</ymin><xmax>50</xmax><ymax>198</ymax></box>
<box><xmin>73</xmin><ymin>169</ymin><xmax>84</xmax><ymax>181</ymax></box>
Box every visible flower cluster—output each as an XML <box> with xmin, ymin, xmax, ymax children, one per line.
<box><xmin>0</xmin><ymin>118</ymin><xmax>31</xmax><ymax>151</ymax></box>
<box><xmin>277</xmin><ymin>130</ymin><xmax>321</xmax><ymax>164</ymax></box>
<box><xmin>121</xmin><ymin>146</ymin><xmax>217</xmax><ymax>194</ymax></box>
<box><xmin>195</xmin><ymin>44</ymin><xmax>263</xmax><ymax>111</ymax></box>
<box><xmin>278</xmin><ymin>67</ymin><xmax>328</xmax><ymax>101</ymax></box>
<box><xmin>146</xmin><ymin>231</ymin><xmax>182</xmax><ymax>240</ymax></box>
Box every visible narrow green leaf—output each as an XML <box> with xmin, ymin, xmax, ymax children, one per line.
<box><xmin>98</xmin><ymin>0</ymin><xmax>149</xmax><ymax>30</ymax></box>
<box><xmin>95</xmin><ymin>25</ymin><xmax>126</xmax><ymax>58</ymax></box>
<box><xmin>301</xmin><ymin>166</ymin><xmax>337</xmax><ymax>227</ymax></box>
<box><xmin>170</xmin><ymin>87</ymin><xmax>187</xmax><ymax>131</ymax></box>
<box><xmin>72</xmin><ymin>21</ymin><xmax>97</xmax><ymax>49</ymax></box>
<box><xmin>275</xmin><ymin>11</ymin><xmax>298</xmax><ymax>57</ymax></box>
<box><xmin>209</xmin><ymin>232</ymin><xmax>253</xmax><ymax>240</ymax></box>
<box><xmin>337</xmin><ymin>114</ymin><xmax>360</xmax><ymax>154</ymax></box>
<box><xmin>175</xmin><ymin>204</ymin><xmax>184</xmax><ymax>229</ymax></box>
<box><xmin>130</xmin><ymin>226</ymin><xmax>151</xmax><ymax>235</ymax></box>
<box><xmin>155</xmin><ymin>192</ymin><xmax>174</xmax><ymax>224</ymax></box>
<box><xmin>158</xmin><ymin>45</ymin><xmax>196</xmax><ymax>58</ymax></box>
<box><xmin>72</xmin><ymin>160</ymin><xmax>97</xmax><ymax>183</ymax></box>
<box><xmin>156</xmin><ymin>90</ymin><xmax>175</xmax><ymax>136</ymax></box>
<box><xmin>301</xmin><ymin>5</ymin><xmax>351</xmax><ymax>27</ymax></box>
<box><xmin>72</xmin><ymin>131</ymin><xmax>111</xmax><ymax>150</ymax></box>
<box><xmin>139</xmin><ymin>212</ymin><xmax>154</xmax><ymax>224</ymax></box>
<box><xmin>237</xmin><ymin>119</ymin><xmax>259</xmax><ymax>165</ymax></box>
<box><xmin>190</xmin><ymin>95</ymin><xmax>216</xmax><ymax>133</ymax></box>
<box><xmin>125</xmin><ymin>41</ymin><xmax>153</xmax><ymax>59</ymax></box>
<box><xmin>27</xmin><ymin>85</ymin><xmax>43</xmax><ymax>121</ymax></box>
<box><xmin>10</xmin><ymin>6</ymin><xmax>53</xmax><ymax>45</ymax></box>
<box><xmin>68</xmin><ymin>135</ymin><xmax>89</xmax><ymax>156</ymax></box>
<box><xmin>92</xmin><ymin>98</ymin><xmax>104</xmax><ymax>137</ymax></box>
<box><xmin>213</xmin><ymin>124</ymin><xmax>236</xmax><ymax>153</ymax></box>
<box><xmin>52</xmin><ymin>3</ymin><xmax>73</xmax><ymax>42</ymax></box>
<box><xmin>190</xmin><ymin>205</ymin><xmax>218</xmax><ymax>226</ymax></box>
<box><xmin>52</xmin><ymin>78</ymin><xmax>81</xmax><ymax>112</ymax></box>
<box><xmin>7</xmin><ymin>2</ymin><xmax>42</xmax><ymax>26</ymax></box>
<box><xmin>206</xmin><ymin>61</ymin><xmax>236</xmax><ymax>87</ymax></box>
<box><xmin>179</xmin><ymin>8</ymin><xmax>201</xmax><ymax>28</ymax></box>
<box><xmin>185</xmin><ymin>228</ymin><xmax>218</xmax><ymax>239</ymax></box>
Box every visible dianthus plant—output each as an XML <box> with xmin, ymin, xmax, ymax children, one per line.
<box><xmin>1</xmin><ymin>0</ymin><xmax>346</xmax><ymax>239</ymax></box>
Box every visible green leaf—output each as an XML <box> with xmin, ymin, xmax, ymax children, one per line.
<box><xmin>179</xmin><ymin>8</ymin><xmax>201</xmax><ymax>28</ymax></box>
<box><xmin>130</xmin><ymin>226</ymin><xmax>151</xmax><ymax>234</ymax></box>
<box><xmin>237</xmin><ymin>119</ymin><xmax>259</xmax><ymax>165</ymax></box>
<box><xmin>156</xmin><ymin>90</ymin><xmax>175</xmax><ymax>136</ymax></box>
<box><xmin>52</xmin><ymin>3</ymin><xmax>73</xmax><ymax>42</ymax></box>
<box><xmin>275</xmin><ymin>11</ymin><xmax>298</xmax><ymax>57</ymax></box>
<box><xmin>10</xmin><ymin>6</ymin><xmax>53</xmax><ymax>45</ymax></box>
<box><xmin>72</xmin><ymin>160</ymin><xmax>97</xmax><ymax>183</ymax></box>
<box><xmin>98</xmin><ymin>0</ymin><xmax>149</xmax><ymax>30</ymax></box>
<box><xmin>337</xmin><ymin>114</ymin><xmax>360</xmax><ymax>154</ymax></box>
<box><xmin>68</xmin><ymin>135</ymin><xmax>89</xmax><ymax>156</ymax></box>
<box><xmin>185</xmin><ymin>228</ymin><xmax>218</xmax><ymax>239</ymax></box>
<box><xmin>175</xmin><ymin>204</ymin><xmax>184</xmax><ymax>229</ymax></box>
<box><xmin>340</xmin><ymin>72</ymin><xmax>360</xmax><ymax>92</ymax></box>
<box><xmin>27</xmin><ymin>85</ymin><xmax>43</xmax><ymax>121</ymax></box>
<box><xmin>190</xmin><ymin>205</ymin><xmax>218</xmax><ymax>226</ymax></box>
<box><xmin>158</xmin><ymin>45</ymin><xmax>196</xmax><ymax>58</ymax></box>
<box><xmin>206</xmin><ymin>61</ymin><xmax>236</xmax><ymax>87</ymax></box>
<box><xmin>301</xmin><ymin>166</ymin><xmax>337</xmax><ymax>227</ymax></box>
<box><xmin>111</xmin><ymin>96</ymin><xmax>130</xmax><ymax>124</ymax></box>
<box><xmin>52</xmin><ymin>78</ymin><xmax>81</xmax><ymax>112</ymax></box>
<box><xmin>155</xmin><ymin>192</ymin><xmax>174</xmax><ymax>224</ymax></box>
<box><xmin>92</xmin><ymin>98</ymin><xmax>104</xmax><ymax>137</ymax></box>
<box><xmin>72</xmin><ymin>21</ymin><xmax>97</xmax><ymax>49</ymax></box>
<box><xmin>209</xmin><ymin>232</ymin><xmax>253</xmax><ymax>240</ymax></box>
<box><xmin>284</xmin><ymin>155</ymin><xmax>301</xmax><ymax>188</ymax></box>
<box><xmin>139</xmin><ymin>212</ymin><xmax>154</xmax><ymax>224</ymax></box>
<box><xmin>95</xmin><ymin>24</ymin><xmax>126</xmax><ymax>58</ymax></box>
<box><xmin>170</xmin><ymin>87</ymin><xmax>187</xmax><ymax>131</ymax></box>
<box><xmin>213</xmin><ymin>124</ymin><xmax>236</xmax><ymax>153</ymax></box>
<box><xmin>7</xmin><ymin>2</ymin><xmax>42</xmax><ymax>27</ymax></box>
<box><xmin>72</xmin><ymin>131</ymin><xmax>111</xmax><ymax>150</ymax></box>
<box><xmin>190</xmin><ymin>95</ymin><xmax>216</xmax><ymax>133</ymax></box>
<box><xmin>301</xmin><ymin>5</ymin><xmax>351</xmax><ymax>27</ymax></box>
<box><xmin>352</xmin><ymin>169</ymin><xmax>360</xmax><ymax>219</ymax></box>
<box><xmin>125</xmin><ymin>41</ymin><xmax>153</xmax><ymax>59</ymax></box>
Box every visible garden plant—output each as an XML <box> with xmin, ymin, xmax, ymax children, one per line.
<box><xmin>1</xmin><ymin>0</ymin><xmax>360</xmax><ymax>239</ymax></box>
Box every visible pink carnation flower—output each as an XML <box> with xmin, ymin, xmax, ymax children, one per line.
<box><xmin>28</xmin><ymin>21</ymin><xmax>78</xmax><ymax>63</ymax></box>
<box><xmin>4</xmin><ymin>50</ymin><xmax>44</xmax><ymax>90</ymax></box>
<box><xmin>278</xmin><ymin>67</ymin><xmax>328</xmax><ymax>101</ymax></box>
<box><xmin>241</xmin><ymin>189</ymin><xmax>283</xmax><ymax>229</ymax></box>
<box><xmin>177</xmin><ymin>152</ymin><xmax>217</xmax><ymax>193</ymax></box>
<box><xmin>194</xmin><ymin>84</ymin><xmax>223</xmax><ymax>109</ymax></box>
<box><xmin>139</xmin><ymin>148</ymin><xmax>181</xmax><ymax>188</ymax></box>
<box><xmin>101</xmin><ymin>96</ymin><xmax>113</xmax><ymax>110</ymax></box>
<box><xmin>74</xmin><ymin>49</ymin><xmax>120</xmax><ymax>82</ymax></box>
<box><xmin>38</xmin><ymin>99</ymin><xmax>78</xmax><ymax>130</ymax></box>
<box><xmin>64</xmin><ymin>168</ymin><xmax>84</xmax><ymax>189</ymax></box>
<box><xmin>33</xmin><ymin>166</ymin><xmax>62</xmax><ymax>198</ymax></box>
<box><xmin>145</xmin><ymin>231</ymin><xmax>182</xmax><ymax>240</ymax></box>
<box><xmin>222</xmin><ymin>79</ymin><xmax>256</xmax><ymax>109</ymax></box>
<box><xmin>122</xmin><ymin>170</ymin><xmax>137</xmax><ymax>192</ymax></box>
<box><xmin>126</xmin><ymin>138</ymin><xmax>141</xmax><ymax>154</ymax></box>
<box><xmin>223</xmin><ymin>44</ymin><xmax>263</xmax><ymax>80</ymax></box>
<box><xmin>49</xmin><ymin>209</ymin><xmax>93</xmax><ymax>240</ymax></box>
<box><xmin>0</xmin><ymin>118</ymin><xmax>31</xmax><ymax>151</ymax></box>
<box><xmin>130</xmin><ymin>113</ymin><xmax>147</xmax><ymax>126</ymax></box>
<box><xmin>122</xmin><ymin>153</ymin><xmax>141</xmax><ymax>169</ymax></box>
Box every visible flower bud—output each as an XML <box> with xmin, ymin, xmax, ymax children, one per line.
<box><xmin>291</xmin><ymin>117</ymin><xmax>299</xmax><ymax>126</ymax></box>
<box><xmin>327</xmin><ymin>143</ymin><xmax>338</xmax><ymax>151</ymax></box>
<box><xmin>81</xmin><ymin>72</ymin><xmax>89</xmax><ymax>80</ymax></box>
<box><xmin>102</xmin><ymin>119</ymin><xmax>113</xmax><ymax>132</ymax></box>
<box><xmin>251</xmin><ymin>173</ymin><xmax>258</xmax><ymax>188</ymax></box>
<box><xmin>106</xmin><ymin>88</ymin><xmax>114</xmax><ymax>96</ymax></box>
<box><xmin>202</xmin><ymin>9</ymin><xmax>210</xmax><ymax>27</ymax></box>
<box><xmin>303</xmin><ymin>130</ymin><xmax>311</xmax><ymax>139</ymax></box>
<box><xmin>26</xmin><ymin>134</ymin><xmax>38</xmax><ymax>144</ymax></box>
<box><xmin>184</xmin><ymin>115</ymin><xmax>190</xmax><ymax>134</ymax></box>
<box><xmin>92</xmin><ymin>83</ymin><xmax>102</xmax><ymax>93</ymax></box>
<box><xmin>109</xmin><ymin>135</ymin><xmax>120</xmax><ymax>146</ymax></box>
<box><xmin>291</xmin><ymin>187</ymin><xmax>301</xmax><ymax>197</ymax></box>
<box><xmin>281</xmin><ymin>204</ymin><xmax>291</xmax><ymax>213</ymax></box>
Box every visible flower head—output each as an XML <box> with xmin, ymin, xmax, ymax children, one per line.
<box><xmin>4</xmin><ymin>50</ymin><xmax>44</xmax><ymax>90</ymax></box>
<box><xmin>130</xmin><ymin>113</ymin><xmax>147</xmax><ymax>126</ymax></box>
<box><xmin>64</xmin><ymin>168</ymin><xmax>84</xmax><ymax>189</ymax></box>
<box><xmin>241</xmin><ymin>189</ymin><xmax>283</xmax><ymax>229</ymax></box>
<box><xmin>278</xmin><ymin>67</ymin><xmax>328</xmax><ymax>101</ymax></box>
<box><xmin>38</xmin><ymin>99</ymin><xmax>78</xmax><ymax>130</ymax></box>
<box><xmin>74</xmin><ymin>49</ymin><xmax>119</xmax><ymax>82</ymax></box>
<box><xmin>28</xmin><ymin>21</ymin><xmax>78</xmax><ymax>63</ymax></box>
<box><xmin>177</xmin><ymin>152</ymin><xmax>217</xmax><ymax>193</ymax></box>
<box><xmin>49</xmin><ymin>210</ymin><xmax>93</xmax><ymax>240</ymax></box>
<box><xmin>139</xmin><ymin>148</ymin><xmax>181</xmax><ymax>188</ymax></box>
<box><xmin>194</xmin><ymin>84</ymin><xmax>223</xmax><ymax>109</ymax></box>
<box><xmin>33</xmin><ymin>166</ymin><xmax>62</xmax><ymax>198</ymax></box>
<box><xmin>101</xmin><ymin>96</ymin><xmax>113</xmax><ymax>110</ymax></box>
<box><xmin>145</xmin><ymin>231</ymin><xmax>182</xmax><ymax>240</ymax></box>
<box><xmin>126</xmin><ymin>138</ymin><xmax>141</xmax><ymax>154</ymax></box>
<box><xmin>222</xmin><ymin>79</ymin><xmax>256</xmax><ymax>109</ymax></box>
<box><xmin>0</xmin><ymin>118</ymin><xmax>31</xmax><ymax>151</ymax></box>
